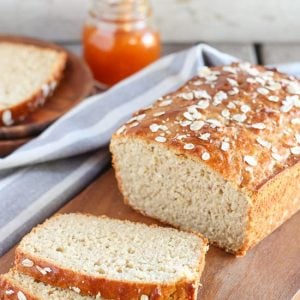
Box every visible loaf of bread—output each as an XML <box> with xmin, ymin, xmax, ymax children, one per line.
<box><xmin>110</xmin><ymin>62</ymin><xmax>300</xmax><ymax>256</ymax></box>
<box><xmin>15</xmin><ymin>213</ymin><xmax>208</xmax><ymax>300</ymax></box>
<box><xmin>0</xmin><ymin>269</ymin><xmax>98</xmax><ymax>300</ymax></box>
<box><xmin>0</xmin><ymin>42</ymin><xmax>67</xmax><ymax>126</ymax></box>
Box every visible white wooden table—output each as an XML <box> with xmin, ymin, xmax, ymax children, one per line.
<box><xmin>2</xmin><ymin>1</ymin><xmax>300</xmax><ymax>65</ymax></box>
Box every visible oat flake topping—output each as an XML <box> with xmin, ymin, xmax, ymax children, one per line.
<box><xmin>120</xmin><ymin>63</ymin><xmax>300</xmax><ymax>189</ymax></box>
<box><xmin>21</xmin><ymin>258</ymin><xmax>34</xmax><ymax>267</ymax></box>
<box><xmin>155</xmin><ymin>136</ymin><xmax>166</xmax><ymax>143</ymax></box>
<box><xmin>17</xmin><ymin>291</ymin><xmax>27</xmax><ymax>300</ymax></box>
<box><xmin>202</xmin><ymin>152</ymin><xmax>210</xmax><ymax>161</ymax></box>
<box><xmin>5</xmin><ymin>290</ymin><xmax>14</xmax><ymax>295</ymax></box>
<box><xmin>221</xmin><ymin>141</ymin><xmax>230</xmax><ymax>151</ymax></box>
<box><xmin>290</xmin><ymin>146</ymin><xmax>300</xmax><ymax>155</ymax></box>
<box><xmin>199</xmin><ymin>133</ymin><xmax>211</xmax><ymax>141</ymax></box>
<box><xmin>244</xmin><ymin>155</ymin><xmax>257</xmax><ymax>167</ymax></box>
<box><xmin>184</xmin><ymin>143</ymin><xmax>195</xmax><ymax>150</ymax></box>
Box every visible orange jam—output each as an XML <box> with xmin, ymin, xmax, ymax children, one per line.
<box><xmin>83</xmin><ymin>23</ymin><xmax>160</xmax><ymax>86</ymax></box>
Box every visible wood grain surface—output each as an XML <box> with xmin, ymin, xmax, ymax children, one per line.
<box><xmin>0</xmin><ymin>35</ymin><xmax>93</xmax><ymax>139</ymax></box>
<box><xmin>0</xmin><ymin>168</ymin><xmax>299</xmax><ymax>300</ymax></box>
<box><xmin>1</xmin><ymin>0</ymin><xmax>300</xmax><ymax>43</ymax></box>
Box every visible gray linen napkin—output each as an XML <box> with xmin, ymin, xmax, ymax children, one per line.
<box><xmin>0</xmin><ymin>44</ymin><xmax>298</xmax><ymax>256</ymax></box>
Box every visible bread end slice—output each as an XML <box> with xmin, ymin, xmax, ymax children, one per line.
<box><xmin>15</xmin><ymin>213</ymin><xmax>208</xmax><ymax>300</ymax></box>
<box><xmin>0</xmin><ymin>42</ymin><xmax>67</xmax><ymax>126</ymax></box>
<box><xmin>0</xmin><ymin>269</ymin><xmax>98</xmax><ymax>300</ymax></box>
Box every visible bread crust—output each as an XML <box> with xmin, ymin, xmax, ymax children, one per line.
<box><xmin>239</xmin><ymin>160</ymin><xmax>300</xmax><ymax>256</ymax></box>
<box><xmin>111</xmin><ymin>132</ymin><xmax>300</xmax><ymax>256</ymax></box>
<box><xmin>112</xmin><ymin>63</ymin><xmax>299</xmax><ymax>190</ymax></box>
<box><xmin>0</xmin><ymin>274</ymin><xmax>37</xmax><ymax>300</ymax></box>
<box><xmin>14</xmin><ymin>214</ymin><xmax>208</xmax><ymax>300</ymax></box>
<box><xmin>110</xmin><ymin>62</ymin><xmax>300</xmax><ymax>255</ymax></box>
<box><xmin>0</xmin><ymin>43</ymin><xmax>67</xmax><ymax>126</ymax></box>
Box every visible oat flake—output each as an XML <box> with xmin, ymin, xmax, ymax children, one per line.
<box><xmin>5</xmin><ymin>290</ymin><xmax>14</xmax><ymax>295</ymax></box>
<box><xmin>153</xmin><ymin>111</ymin><xmax>165</xmax><ymax>117</ymax></box>
<box><xmin>267</xmin><ymin>95</ymin><xmax>279</xmax><ymax>102</ymax></box>
<box><xmin>257</xmin><ymin>87</ymin><xmax>269</xmax><ymax>95</ymax></box>
<box><xmin>155</xmin><ymin>136</ymin><xmax>166</xmax><ymax>143</ymax></box>
<box><xmin>227</xmin><ymin>78</ymin><xmax>238</xmax><ymax>86</ymax></box>
<box><xmin>17</xmin><ymin>291</ymin><xmax>27</xmax><ymax>300</ymax></box>
<box><xmin>221</xmin><ymin>141</ymin><xmax>230</xmax><ymax>151</ymax></box>
<box><xmin>244</xmin><ymin>155</ymin><xmax>257</xmax><ymax>166</ymax></box>
<box><xmin>228</xmin><ymin>87</ymin><xmax>239</xmax><ymax>95</ymax></box>
<box><xmin>256</xmin><ymin>137</ymin><xmax>271</xmax><ymax>149</ymax></box>
<box><xmin>199</xmin><ymin>133</ymin><xmax>210</xmax><ymax>141</ymax></box>
<box><xmin>271</xmin><ymin>153</ymin><xmax>282</xmax><ymax>161</ymax></box>
<box><xmin>194</xmin><ymin>90</ymin><xmax>211</xmax><ymax>100</ymax></box>
<box><xmin>149</xmin><ymin>124</ymin><xmax>160</xmax><ymax>132</ymax></box>
<box><xmin>184</xmin><ymin>143</ymin><xmax>195</xmax><ymax>150</ymax></box>
<box><xmin>291</xmin><ymin>118</ymin><xmax>300</xmax><ymax>125</ymax></box>
<box><xmin>159</xmin><ymin>100</ymin><xmax>172</xmax><ymax>107</ymax></box>
<box><xmin>290</xmin><ymin>146</ymin><xmax>300</xmax><ymax>155</ymax></box>
<box><xmin>197</xmin><ymin>100</ymin><xmax>210</xmax><ymax>109</ymax></box>
<box><xmin>221</xmin><ymin>109</ymin><xmax>230</xmax><ymax>119</ymax></box>
<box><xmin>201</xmin><ymin>152</ymin><xmax>210</xmax><ymax>161</ymax></box>
<box><xmin>251</xmin><ymin>123</ymin><xmax>266</xmax><ymax>130</ymax></box>
<box><xmin>181</xmin><ymin>92</ymin><xmax>194</xmax><ymax>101</ymax></box>
<box><xmin>232</xmin><ymin>114</ymin><xmax>247</xmax><ymax>123</ymax></box>
<box><xmin>240</xmin><ymin>104</ymin><xmax>251</xmax><ymax>113</ymax></box>
<box><xmin>190</xmin><ymin>120</ymin><xmax>204</xmax><ymax>131</ymax></box>
<box><xmin>21</xmin><ymin>259</ymin><xmax>34</xmax><ymax>268</ymax></box>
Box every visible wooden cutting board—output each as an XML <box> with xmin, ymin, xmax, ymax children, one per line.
<box><xmin>0</xmin><ymin>35</ymin><xmax>94</xmax><ymax>139</ymax></box>
<box><xmin>1</xmin><ymin>168</ymin><xmax>299</xmax><ymax>300</ymax></box>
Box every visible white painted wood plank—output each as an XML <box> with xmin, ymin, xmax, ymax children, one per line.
<box><xmin>63</xmin><ymin>44</ymin><xmax>82</xmax><ymax>56</ymax></box>
<box><xmin>0</xmin><ymin>0</ymin><xmax>86</xmax><ymax>42</ymax></box>
<box><xmin>262</xmin><ymin>44</ymin><xmax>300</xmax><ymax>64</ymax></box>
<box><xmin>209</xmin><ymin>43</ymin><xmax>257</xmax><ymax>63</ymax></box>
<box><xmin>0</xmin><ymin>0</ymin><xmax>300</xmax><ymax>42</ymax></box>
<box><xmin>154</xmin><ymin>0</ymin><xmax>300</xmax><ymax>43</ymax></box>
<box><xmin>162</xmin><ymin>43</ymin><xmax>194</xmax><ymax>56</ymax></box>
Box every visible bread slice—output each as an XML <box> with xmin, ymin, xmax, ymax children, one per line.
<box><xmin>0</xmin><ymin>42</ymin><xmax>67</xmax><ymax>126</ymax></box>
<box><xmin>15</xmin><ymin>213</ymin><xmax>208</xmax><ymax>300</ymax></box>
<box><xmin>0</xmin><ymin>269</ymin><xmax>99</xmax><ymax>300</ymax></box>
<box><xmin>110</xmin><ymin>62</ymin><xmax>300</xmax><ymax>256</ymax></box>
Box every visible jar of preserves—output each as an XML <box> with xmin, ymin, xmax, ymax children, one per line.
<box><xmin>83</xmin><ymin>0</ymin><xmax>161</xmax><ymax>87</ymax></box>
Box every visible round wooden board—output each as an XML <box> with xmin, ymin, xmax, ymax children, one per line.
<box><xmin>0</xmin><ymin>35</ymin><xmax>94</xmax><ymax>139</ymax></box>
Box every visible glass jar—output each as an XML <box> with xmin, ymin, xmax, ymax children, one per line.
<box><xmin>83</xmin><ymin>0</ymin><xmax>161</xmax><ymax>87</ymax></box>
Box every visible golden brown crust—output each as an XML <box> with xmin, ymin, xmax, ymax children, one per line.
<box><xmin>0</xmin><ymin>273</ymin><xmax>37</xmax><ymax>300</ymax></box>
<box><xmin>112</xmin><ymin>134</ymin><xmax>299</xmax><ymax>256</ymax></box>
<box><xmin>0</xmin><ymin>46</ymin><xmax>67</xmax><ymax>126</ymax></box>
<box><xmin>114</xmin><ymin>63</ymin><xmax>299</xmax><ymax>191</ymax></box>
<box><xmin>14</xmin><ymin>213</ymin><xmax>208</xmax><ymax>300</ymax></box>
<box><xmin>239</xmin><ymin>160</ymin><xmax>300</xmax><ymax>256</ymax></box>
<box><xmin>15</xmin><ymin>251</ymin><xmax>197</xmax><ymax>300</ymax></box>
<box><xmin>111</xmin><ymin>62</ymin><xmax>300</xmax><ymax>256</ymax></box>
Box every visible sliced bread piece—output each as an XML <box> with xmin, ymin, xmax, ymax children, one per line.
<box><xmin>110</xmin><ymin>62</ymin><xmax>300</xmax><ymax>256</ymax></box>
<box><xmin>0</xmin><ymin>269</ymin><xmax>99</xmax><ymax>300</ymax></box>
<box><xmin>15</xmin><ymin>213</ymin><xmax>208</xmax><ymax>300</ymax></box>
<box><xmin>0</xmin><ymin>42</ymin><xmax>67</xmax><ymax>126</ymax></box>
